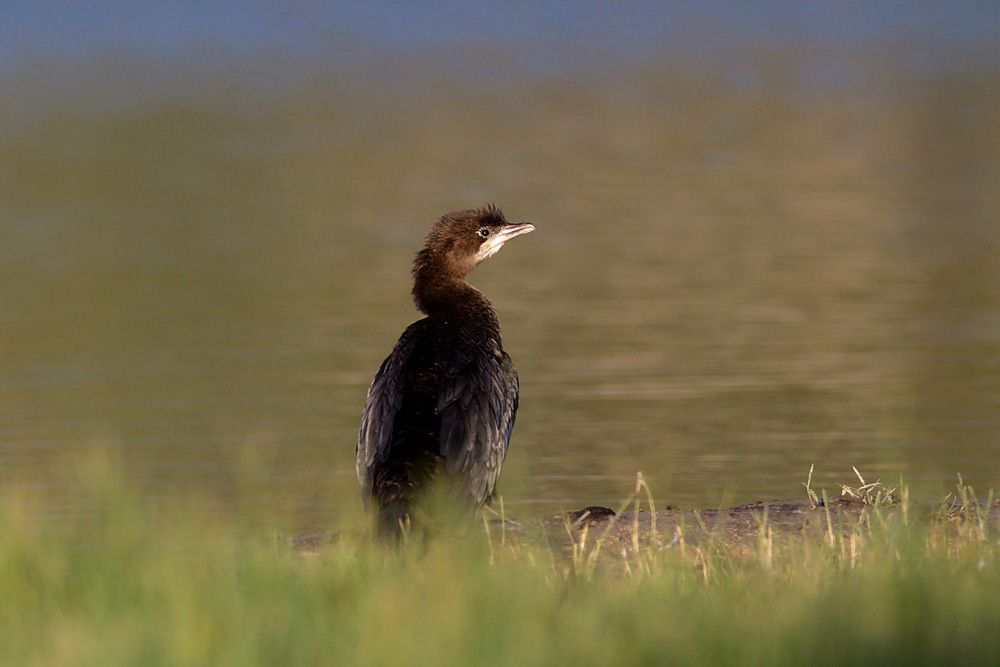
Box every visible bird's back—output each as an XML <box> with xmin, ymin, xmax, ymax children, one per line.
<box><xmin>356</xmin><ymin>316</ymin><xmax>518</xmax><ymax>534</ymax></box>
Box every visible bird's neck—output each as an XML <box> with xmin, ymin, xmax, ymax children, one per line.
<box><xmin>411</xmin><ymin>251</ymin><xmax>496</xmax><ymax>323</ymax></box>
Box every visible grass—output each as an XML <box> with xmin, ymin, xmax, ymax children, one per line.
<box><xmin>3</xmin><ymin>462</ymin><xmax>1000</xmax><ymax>665</ymax></box>
<box><xmin>837</xmin><ymin>466</ymin><xmax>899</xmax><ymax>507</ymax></box>
<box><xmin>3</xmin><ymin>41</ymin><xmax>999</xmax><ymax>666</ymax></box>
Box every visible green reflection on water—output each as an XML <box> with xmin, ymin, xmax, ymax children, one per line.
<box><xmin>1</xmin><ymin>52</ymin><xmax>999</xmax><ymax>534</ymax></box>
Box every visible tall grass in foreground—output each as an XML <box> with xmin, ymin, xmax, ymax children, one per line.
<box><xmin>2</xmin><ymin>464</ymin><xmax>1000</xmax><ymax>665</ymax></box>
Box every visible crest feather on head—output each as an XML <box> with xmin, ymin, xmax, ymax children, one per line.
<box><xmin>434</xmin><ymin>204</ymin><xmax>507</xmax><ymax>230</ymax></box>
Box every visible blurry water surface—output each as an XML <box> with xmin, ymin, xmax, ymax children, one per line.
<box><xmin>2</xmin><ymin>13</ymin><xmax>999</xmax><ymax>533</ymax></box>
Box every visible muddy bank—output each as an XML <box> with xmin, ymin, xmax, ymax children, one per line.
<box><xmin>520</xmin><ymin>499</ymin><xmax>906</xmax><ymax>557</ymax></box>
<box><xmin>293</xmin><ymin>497</ymin><xmax>1000</xmax><ymax>556</ymax></box>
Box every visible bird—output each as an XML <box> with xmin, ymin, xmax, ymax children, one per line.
<box><xmin>356</xmin><ymin>205</ymin><xmax>534</xmax><ymax>539</ymax></box>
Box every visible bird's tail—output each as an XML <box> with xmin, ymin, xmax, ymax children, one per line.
<box><xmin>375</xmin><ymin>498</ymin><xmax>414</xmax><ymax>543</ymax></box>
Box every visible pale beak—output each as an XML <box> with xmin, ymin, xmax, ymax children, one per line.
<box><xmin>496</xmin><ymin>222</ymin><xmax>536</xmax><ymax>242</ymax></box>
<box><xmin>475</xmin><ymin>223</ymin><xmax>536</xmax><ymax>262</ymax></box>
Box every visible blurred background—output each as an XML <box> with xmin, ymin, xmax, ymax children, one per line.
<box><xmin>2</xmin><ymin>2</ymin><xmax>999</xmax><ymax>534</ymax></box>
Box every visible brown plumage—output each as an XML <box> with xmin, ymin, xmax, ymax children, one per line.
<box><xmin>356</xmin><ymin>205</ymin><xmax>535</xmax><ymax>538</ymax></box>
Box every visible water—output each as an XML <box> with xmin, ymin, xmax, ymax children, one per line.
<box><xmin>1</xmin><ymin>32</ymin><xmax>999</xmax><ymax>535</ymax></box>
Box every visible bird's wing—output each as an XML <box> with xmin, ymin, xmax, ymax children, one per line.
<box><xmin>437</xmin><ymin>338</ymin><xmax>519</xmax><ymax>505</ymax></box>
<box><xmin>356</xmin><ymin>319</ymin><xmax>429</xmax><ymax>502</ymax></box>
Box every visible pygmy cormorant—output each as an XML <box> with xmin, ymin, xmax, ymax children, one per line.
<box><xmin>356</xmin><ymin>205</ymin><xmax>534</xmax><ymax>537</ymax></box>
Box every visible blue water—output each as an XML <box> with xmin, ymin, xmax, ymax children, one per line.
<box><xmin>3</xmin><ymin>2</ymin><xmax>998</xmax><ymax>73</ymax></box>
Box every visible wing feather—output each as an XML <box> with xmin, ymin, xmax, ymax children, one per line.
<box><xmin>437</xmin><ymin>338</ymin><xmax>519</xmax><ymax>505</ymax></box>
<box><xmin>357</xmin><ymin>318</ymin><xmax>520</xmax><ymax>508</ymax></box>
<box><xmin>356</xmin><ymin>320</ymin><xmax>430</xmax><ymax>502</ymax></box>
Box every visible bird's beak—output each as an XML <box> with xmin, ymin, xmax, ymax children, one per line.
<box><xmin>494</xmin><ymin>222</ymin><xmax>536</xmax><ymax>244</ymax></box>
<box><xmin>475</xmin><ymin>222</ymin><xmax>535</xmax><ymax>262</ymax></box>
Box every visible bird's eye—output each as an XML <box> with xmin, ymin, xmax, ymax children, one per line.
<box><xmin>478</xmin><ymin>228</ymin><xmax>491</xmax><ymax>238</ymax></box>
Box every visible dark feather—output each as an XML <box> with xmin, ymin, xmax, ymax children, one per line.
<box><xmin>356</xmin><ymin>319</ymin><xmax>431</xmax><ymax>504</ymax></box>
<box><xmin>357</xmin><ymin>318</ymin><xmax>519</xmax><ymax>510</ymax></box>
<box><xmin>436</xmin><ymin>336</ymin><xmax>518</xmax><ymax>505</ymax></box>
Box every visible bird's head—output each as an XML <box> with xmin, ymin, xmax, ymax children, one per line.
<box><xmin>420</xmin><ymin>205</ymin><xmax>535</xmax><ymax>278</ymax></box>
